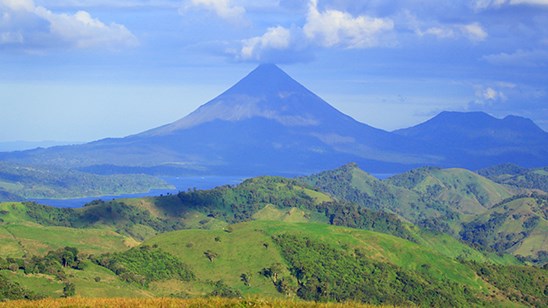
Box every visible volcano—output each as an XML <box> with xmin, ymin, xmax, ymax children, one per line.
<box><xmin>1</xmin><ymin>64</ymin><xmax>546</xmax><ymax>175</ymax></box>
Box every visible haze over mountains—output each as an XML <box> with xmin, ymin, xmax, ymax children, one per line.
<box><xmin>1</xmin><ymin>64</ymin><xmax>546</xmax><ymax>176</ymax></box>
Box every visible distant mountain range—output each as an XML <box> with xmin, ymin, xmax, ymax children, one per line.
<box><xmin>0</xmin><ymin>64</ymin><xmax>546</xmax><ymax>176</ymax></box>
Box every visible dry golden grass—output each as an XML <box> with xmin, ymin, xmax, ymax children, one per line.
<box><xmin>0</xmin><ymin>297</ymin><xmax>382</xmax><ymax>308</ymax></box>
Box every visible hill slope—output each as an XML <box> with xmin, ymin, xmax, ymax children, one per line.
<box><xmin>3</xmin><ymin>220</ymin><xmax>540</xmax><ymax>306</ymax></box>
<box><xmin>299</xmin><ymin>163</ymin><xmax>515</xmax><ymax>234</ymax></box>
<box><xmin>0</xmin><ymin>174</ymin><xmax>414</xmax><ymax>243</ymax></box>
<box><xmin>460</xmin><ymin>193</ymin><xmax>548</xmax><ymax>263</ymax></box>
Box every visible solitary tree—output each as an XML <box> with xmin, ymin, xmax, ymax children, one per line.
<box><xmin>261</xmin><ymin>263</ymin><xmax>284</xmax><ymax>283</ymax></box>
<box><xmin>204</xmin><ymin>250</ymin><xmax>218</xmax><ymax>262</ymax></box>
<box><xmin>62</xmin><ymin>282</ymin><xmax>76</xmax><ymax>297</ymax></box>
<box><xmin>240</xmin><ymin>272</ymin><xmax>252</xmax><ymax>286</ymax></box>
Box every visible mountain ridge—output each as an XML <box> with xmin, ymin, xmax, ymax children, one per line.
<box><xmin>0</xmin><ymin>64</ymin><xmax>546</xmax><ymax>175</ymax></box>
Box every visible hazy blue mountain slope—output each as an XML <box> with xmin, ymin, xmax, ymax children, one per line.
<box><xmin>0</xmin><ymin>65</ymin><xmax>546</xmax><ymax>176</ymax></box>
<box><xmin>394</xmin><ymin>111</ymin><xmax>548</xmax><ymax>168</ymax></box>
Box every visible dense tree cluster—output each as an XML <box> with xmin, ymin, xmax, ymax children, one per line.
<box><xmin>207</xmin><ymin>280</ymin><xmax>242</xmax><ymax>298</ymax></box>
<box><xmin>0</xmin><ymin>247</ymin><xmax>82</xmax><ymax>281</ymax></box>
<box><xmin>466</xmin><ymin>261</ymin><xmax>547</xmax><ymax>307</ymax></box>
<box><xmin>0</xmin><ymin>247</ymin><xmax>83</xmax><ymax>299</ymax></box>
<box><xmin>93</xmin><ymin>245</ymin><xmax>195</xmax><ymax>287</ymax></box>
<box><xmin>0</xmin><ymin>274</ymin><xmax>42</xmax><ymax>301</ymax></box>
<box><xmin>273</xmin><ymin>234</ymin><xmax>481</xmax><ymax>306</ymax></box>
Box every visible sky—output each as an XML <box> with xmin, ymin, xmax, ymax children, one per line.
<box><xmin>1</xmin><ymin>0</ymin><xmax>547</xmax><ymax>143</ymax></box>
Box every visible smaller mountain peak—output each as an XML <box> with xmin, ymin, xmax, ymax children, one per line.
<box><xmin>435</xmin><ymin>111</ymin><xmax>493</xmax><ymax>120</ymax></box>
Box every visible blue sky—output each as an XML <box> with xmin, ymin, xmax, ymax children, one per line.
<box><xmin>1</xmin><ymin>0</ymin><xmax>547</xmax><ymax>142</ymax></box>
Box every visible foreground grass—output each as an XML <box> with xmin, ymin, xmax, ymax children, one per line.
<box><xmin>0</xmin><ymin>297</ymin><xmax>380</xmax><ymax>308</ymax></box>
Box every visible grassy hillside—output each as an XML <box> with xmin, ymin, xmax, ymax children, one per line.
<box><xmin>298</xmin><ymin>163</ymin><xmax>427</xmax><ymax>222</ymax></box>
<box><xmin>387</xmin><ymin>166</ymin><xmax>513</xmax><ymax>215</ymax></box>
<box><xmin>0</xmin><ymin>162</ymin><xmax>172</xmax><ymax>200</ymax></box>
<box><xmin>0</xmin><ymin>202</ymin><xmax>541</xmax><ymax>306</ymax></box>
<box><xmin>0</xmin><ymin>173</ymin><xmax>414</xmax><ymax>243</ymax></box>
<box><xmin>143</xmin><ymin>220</ymin><xmax>542</xmax><ymax>306</ymax></box>
<box><xmin>460</xmin><ymin>193</ymin><xmax>548</xmax><ymax>263</ymax></box>
<box><xmin>300</xmin><ymin>163</ymin><xmax>514</xmax><ymax>235</ymax></box>
<box><xmin>0</xmin><ymin>202</ymin><xmax>137</xmax><ymax>258</ymax></box>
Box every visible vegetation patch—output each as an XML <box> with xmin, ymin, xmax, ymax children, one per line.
<box><xmin>93</xmin><ymin>245</ymin><xmax>195</xmax><ymax>287</ymax></box>
<box><xmin>273</xmin><ymin>233</ymin><xmax>483</xmax><ymax>306</ymax></box>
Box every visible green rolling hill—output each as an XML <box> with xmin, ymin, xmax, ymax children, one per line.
<box><xmin>460</xmin><ymin>193</ymin><xmax>548</xmax><ymax>263</ymax></box>
<box><xmin>299</xmin><ymin>163</ymin><xmax>515</xmax><ymax>234</ymax></box>
<box><xmin>0</xmin><ymin>216</ymin><xmax>544</xmax><ymax>306</ymax></box>
<box><xmin>0</xmin><ymin>164</ymin><xmax>546</xmax><ymax>306</ymax></box>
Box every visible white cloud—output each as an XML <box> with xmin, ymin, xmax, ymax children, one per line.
<box><xmin>0</xmin><ymin>0</ymin><xmax>138</xmax><ymax>51</ymax></box>
<box><xmin>240</xmin><ymin>26</ymin><xmax>292</xmax><ymax>61</ymax></box>
<box><xmin>182</xmin><ymin>0</ymin><xmax>246</xmax><ymax>23</ymax></box>
<box><xmin>233</xmin><ymin>0</ymin><xmax>395</xmax><ymax>62</ymax></box>
<box><xmin>303</xmin><ymin>0</ymin><xmax>394</xmax><ymax>48</ymax></box>
<box><xmin>473</xmin><ymin>85</ymin><xmax>507</xmax><ymax>105</ymax></box>
<box><xmin>416</xmin><ymin>22</ymin><xmax>487</xmax><ymax>42</ymax></box>
<box><xmin>460</xmin><ymin>22</ymin><xmax>488</xmax><ymax>42</ymax></box>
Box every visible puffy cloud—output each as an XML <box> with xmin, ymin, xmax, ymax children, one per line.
<box><xmin>303</xmin><ymin>0</ymin><xmax>394</xmax><ymax>48</ymax></box>
<box><xmin>181</xmin><ymin>0</ymin><xmax>246</xmax><ymax>23</ymax></box>
<box><xmin>233</xmin><ymin>0</ymin><xmax>395</xmax><ymax>62</ymax></box>
<box><xmin>233</xmin><ymin>25</ymin><xmax>312</xmax><ymax>63</ymax></box>
<box><xmin>240</xmin><ymin>26</ymin><xmax>291</xmax><ymax>60</ymax></box>
<box><xmin>0</xmin><ymin>0</ymin><xmax>138</xmax><ymax>51</ymax></box>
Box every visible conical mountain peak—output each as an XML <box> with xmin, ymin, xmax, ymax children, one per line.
<box><xmin>225</xmin><ymin>63</ymin><xmax>307</xmax><ymax>96</ymax></box>
<box><xmin>140</xmin><ymin>64</ymin><xmax>359</xmax><ymax>136</ymax></box>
